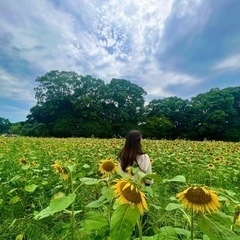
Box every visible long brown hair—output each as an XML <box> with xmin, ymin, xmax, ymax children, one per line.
<box><xmin>118</xmin><ymin>130</ymin><xmax>143</xmax><ymax>172</ymax></box>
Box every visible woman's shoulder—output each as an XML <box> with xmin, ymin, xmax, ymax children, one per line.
<box><xmin>137</xmin><ymin>153</ymin><xmax>150</xmax><ymax>161</ymax></box>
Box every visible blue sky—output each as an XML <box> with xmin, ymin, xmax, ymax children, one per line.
<box><xmin>1</xmin><ymin>0</ymin><xmax>240</xmax><ymax>123</ymax></box>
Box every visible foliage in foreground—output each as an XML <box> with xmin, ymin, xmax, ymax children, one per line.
<box><xmin>0</xmin><ymin>136</ymin><xmax>239</xmax><ymax>239</ymax></box>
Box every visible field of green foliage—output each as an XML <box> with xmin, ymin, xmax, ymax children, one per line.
<box><xmin>0</xmin><ymin>136</ymin><xmax>239</xmax><ymax>240</ymax></box>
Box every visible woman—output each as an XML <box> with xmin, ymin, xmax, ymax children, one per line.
<box><xmin>118</xmin><ymin>130</ymin><xmax>153</xmax><ymax>186</ymax></box>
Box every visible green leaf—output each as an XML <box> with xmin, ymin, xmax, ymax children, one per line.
<box><xmin>8</xmin><ymin>175</ymin><xmax>21</xmax><ymax>183</ymax></box>
<box><xmin>67</xmin><ymin>164</ymin><xmax>76</xmax><ymax>172</ymax></box>
<box><xmin>86</xmin><ymin>196</ymin><xmax>107</xmax><ymax>208</ymax></box>
<box><xmin>150</xmin><ymin>203</ymin><xmax>162</xmax><ymax>210</ymax></box>
<box><xmin>9</xmin><ymin>196</ymin><xmax>20</xmax><ymax>205</ymax></box>
<box><xmin>80</xmin><ymin>211</ymin><xmax>108</xmax><ymax>230</ymax></box>
<box><xmin>164</xmin><ymin>175</ymin><xmax>186</xmax><ymax>183</ymax></box>
<box><xmin>21</xmin><ymin>165</ymin><xmax>30</xmax><ymax>170</ymax></box>
<box><xmin>225</xmin><ymin>190</ymin><xmax>236</xmax><ymax>197</ymax></box>
<box><xmin>134</xmin><ymin>226</ymin><xmax>182</xmax><ymax>239</ymax></box>
<box><xmin>34</xmin><ymin>193</ymin><xmax>76</xmax><ymax>220</ymax></box>
<box><xmin>80</xmin><ymin>177</ymin><xmax>100</xmax><ymax>185</ymax></box>
<box><xmin>197</xmin><ymin>212</ymin><xmax>240</xmax><ymax>240</ymax></box>
<box><xmin>143</xmin><ymin>173</ymin><xmax>162</xmax><ymax>182</ymax></box>
<box><xmin>165</xmin><ymin>203</ymin><xmax>182</xmax><ymax>211</ymax></box>
<box><xmin>24</xmin><ymin>184</ymin><xmax>38</xmax><ymax>193</ymax></box>
<box><xmin>101</xmin><ymin>186</ymin><xmax>114</xmax><ymax>200</ymax></box>
<box><xmin>110</xmin><ymin>204</ymin><xmax>140</xmax><ymax>240</ymax></box>
<box><xmin>82</xmin><ymin>163</ymin><xmax>90</xmax><ymax>169</ymax></box>
<box><xmin>34</xmin><ymin>207</ymin><xmax>51</xmax><ymax>220</ymax></box>
<box><xmin>15</xmin><ymin>233</ymin><xmax>24</xmax><ymax>240</ymax></box>
<box><xmin>49</xmin><ymin>193</ymin><xmax>76</xmax><ymax>215</ymax></box>
<box><xmin>64</xmin><ymin>209</ymin><xmax>82</xmax><ymax>215</ymax></box>
<box><xmin>203</xmin><ymin>234</ymin><xmax>211</xmax><ymax>240</ymax></box>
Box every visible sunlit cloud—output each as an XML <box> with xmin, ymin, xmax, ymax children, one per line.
<box><xmin>213</xmin><ymin>53</ymin><xmax>240</xmax><ymax>72</ymax></box>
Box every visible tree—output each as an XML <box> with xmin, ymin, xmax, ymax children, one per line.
<box><xmin>187</xmin><ymin>88</ymin><xmax>237</xmax><ymax>140</ymax></box>
<box><xmin>102</xmin><ymin>78</ymin><xmax>147</xmax><ymax>136</ymax></box>
<box><xmin>34</xmin><ymin>70</ymin><xmax>81</xmax><ymax>105</ymax></box>
<box><xmin>142</xmin><ymin>116</ymin><xmax>173</xmax><ymax>139</ymax></box>
<box><xmin>221</xmin><ymin>87</ymin><xmax>240</xmax><ymax>141</ymax></box>
<box><xmin>20</xmin><ymin>123</ymin><xmax>49</xmax><ymax>137</ymax></box>
<box><xmin>146</xmin><ymin>97</ymin><xmax>190</xmax><ymax>139</ymax></box>
<box><xmin>0</xmin><ymin>117</ymin><xmax>11</xmax><ymax>134</ymax></box>
<box><xmin>73</xmin><ymin>75</ymin><xmax>107</xmax><ymax>125</ymax></box>
<box><xmin>10</xmin><ymin>123</ymin><xmax>23</xmax><ymax>135</ymax></box>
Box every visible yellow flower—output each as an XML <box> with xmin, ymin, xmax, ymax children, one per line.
<box><xmin>98</xmin><ymin>159</ymin><xmax>118</xmax><ymax>177</ymax></box>
<box><xmin>51</xmin><ymin>161</ymin><xmax>63</xmax><ymax>173</ymax></box>
<box><xmin>126</xmin><ymin>166</ymin><xmax>133</xmax><ymax>175</ymax></box>
<box><xmin>61</xmin><ymin>172</ymin><xmax>68</xmax><ymax>180</ymax></box>
<box><xmin>177</xmin><ymin>186</ymin><xmax>220</xmax><ymax>213</ymax></box>
<box><xmin>112</xmin><ymin>179</ymin><xmax>148</xmax><ymax>215</ymax></box>
<box><xmin>51</xmin><ymin>161</ymin><xmax>68</xmax><ymax>180</ymax></box>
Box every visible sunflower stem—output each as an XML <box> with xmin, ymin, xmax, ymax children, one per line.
<box><xmin>180</xmin><ymin>209</ymin><xmax>191</xmax><ymax>226</ymax></box>
<box><xmin>137</xmin><ymin>217</ymin><xmax>143</xmax><ymax>240</ymax></box>
<box><xmin>70</xmin><ymin>172</ymin><xmax>75</xmax><ymax>240</ymax></box>
<box><xmin>190</xmin><ymin>206</ymin><xmax>194</xmax><ymax>240</ymax></box>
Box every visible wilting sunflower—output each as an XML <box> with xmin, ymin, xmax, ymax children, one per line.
<box><xmin>98</xmin><ymin>159</ymin><xmax>118</xmax><ymax>177</ymax></box>
<box><xmin>112</xmin><ymin>179</ymin><xmax>148</xmax><ymax>215</ymax></box>
<box><xmin>177</xmin><ymin>186</ymin><xmax>220</xmax><ymax>213</ymax></box>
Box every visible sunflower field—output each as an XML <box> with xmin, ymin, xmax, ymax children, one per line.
<box><xmin>0</xmin><ymin>136</ymin><xmax>239</xmax><ymax>240</ymax></box>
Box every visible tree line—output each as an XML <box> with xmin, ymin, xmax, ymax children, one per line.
<box><xmin>1</xmin><ymin>70</ymin><xmax>240</xmax><ymax>141</ymax></box>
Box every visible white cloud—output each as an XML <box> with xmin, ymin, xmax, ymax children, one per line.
<box><xmin>213</xmin><ymin>53</ymin><xmax>240</xmax><ymax>72</ymax></box>
<box><xmin>176</xmin><ymin>0</ymin><xmax>203</xmax><ymax>17</ymax></box>
<box><xmin>0</xmin><ymin>0</ymin><xmax>206</xmax><ymax>103</ymax></box>
<box><xmin>0</xmin><ymin>69</ymin><xmax>35</xmax><ymax>101</ymax></box>
<box><xmin>134</xmin><ymin>61</ymin><xmax>200</xmax><ymax>98</ymax></box>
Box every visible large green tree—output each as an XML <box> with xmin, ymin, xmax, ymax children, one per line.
<box><xmin>102</xmin><ymin>78</ymin><xmax>147</xmax><ymax>136</ymax></box>
<box><xmin>23</xmin><ymin>69</ymin><xmax>240</xmax><ymax>140</ymax></box>
<box><xmin>187</xmin><ymin>88</ymin><xmax>237</xmax><ymax>140</ymax></box>
<box><xmin>73</xmin><ymin>75</ymin><xmax>109</xmax><ymax>137</ymax></box>
<box><xmin>145</xmin><ymin>97</ymin><xmax>190</xmax><ymax>139</ymax></box>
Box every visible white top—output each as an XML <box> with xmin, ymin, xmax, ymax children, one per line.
<box><xmin>136</xmin><ymin>154</ymin><xmax>152</xmax><ymax>175</ymax></box>
<box><xmin>119</xmin><ymin>153</ymin><xmax>153</xmax><ymax>185</ymax></box>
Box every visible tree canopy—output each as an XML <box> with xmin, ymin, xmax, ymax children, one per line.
<box><xmin>1</xmin><ymin>70</ymin><xmax>240</xmax><ymax>141</ymax></box>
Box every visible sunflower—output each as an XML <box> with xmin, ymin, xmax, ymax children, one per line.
<box><xmin>214</xmin><ymin>157</ymin><xmax>222</xmax><ymax>163</ymax></box>
<box><xmin>19</xmin><ymin>158</ymin><xmax>28</xmax><ymax>165</ymax></box>
<box><xmin>51</xmin><ymin>161</ymin><xmax>68</xmax><ymax>180</ymax></box>
<box><xmin>98</xmin><ymin>159</ymin><xmax>118</xmax><ymax>177</ymax></box>
<box><xmin>207</xmin><ymin>163</ymin><xmax>215</xmax><ymax>169</ymax></box>
<box><xmin>112</xmin><ymin>179</ymin><xmax>148</xmax><ymax>215</ymax></box>
<box><xmin>51</xmin><ymin>161</ymin><xmax>63</xmax><ymax>173</ymax></box>
<box><xmin>176</xmin><ymin>186</ymin><xmax>220</xmax><ymax>213</ymax></box>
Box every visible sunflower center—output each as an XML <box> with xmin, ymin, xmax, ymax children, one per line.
<box><xmin>121</xmin><ymin>184</ymin><xmax>142</xmax><ymax>204</ymax></box>
<box><xmin>102</xmin><ymin>161</ymin><xmax>115</xmax><ymax>171</ymax></box>
<box><xmin>185</xmin><ymin>187</ymin><xmax>212</xmax><ymax>204</ymax></box>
